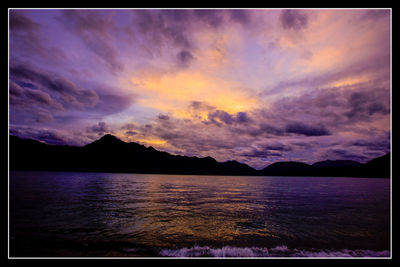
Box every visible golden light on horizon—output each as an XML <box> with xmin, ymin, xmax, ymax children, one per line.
<box><xmin>135</xmin><ymin>138</ymin><xmax>167</xmax><ymax>146</ymax></box>
<box><xmin>127</xmin><ymin>70</ymin><xmax>259</xmax><ymax>118</ymax></box>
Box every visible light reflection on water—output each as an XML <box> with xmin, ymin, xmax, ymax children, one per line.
<box><xmin>10</xmin><ymin>171</ymin><xmax>390</xmax><ymax>256</ymax></box>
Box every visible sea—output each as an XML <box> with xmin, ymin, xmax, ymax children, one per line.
<box><xmin>9</xmin><ymin>171</ymin><xmax>391</xmax><ymax>258</ymax></box>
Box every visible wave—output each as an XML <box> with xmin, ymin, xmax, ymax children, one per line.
<box><xmin>158</xmin><ymin>245</ymin><xmax>390</xmax><ymax>257</ymax></box>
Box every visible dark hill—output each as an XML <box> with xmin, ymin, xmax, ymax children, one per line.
<box><xmin>84</xmin><ymin>133</ymin><xmax>127</xmax><ymax>148</ymax></box>
<box><xmin>9</xmin><ymin>135</ymin><xmax>390</xmax><ymax>178</ymax></box>
<box><xmin>361</xmin><ymin>152</ymin><xmax>390</xmax><ymax>178</ymax></box>
<box><xmin>9</xmin><ymin>135</ymin><xmax>255</xmax><ymax>175</ymax></box>
<box><xmin>311</xmin><ymin>160</ymin><xmax>365</xmax><ymax>177</ymax></box>
<box><xmin>312</xmin><ymin>160</ymin><xmax>363</xmax><ymax>169</ymax></box>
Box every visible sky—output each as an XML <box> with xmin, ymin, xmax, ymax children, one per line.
<box><xmin>9</xmin><ymin>9</ymin><xmax>391</xmax><ymax>169</ymax></box>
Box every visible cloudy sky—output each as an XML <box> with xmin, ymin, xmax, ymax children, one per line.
<box><xmin>9</xmin><ymin>9</ymin><xmax>391</xmax><ymax>169</ymax></box>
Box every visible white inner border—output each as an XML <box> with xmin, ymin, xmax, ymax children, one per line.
<box><xmin>7</xmin><ymin>7</ymin><xmax>393</xmax><ymax>260</ymax></box>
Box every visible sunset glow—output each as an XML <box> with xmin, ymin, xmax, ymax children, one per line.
<box><xmin>9</xmin><ymin>9</ymin><xmax>390</xmax><ymax>169</ymax></box>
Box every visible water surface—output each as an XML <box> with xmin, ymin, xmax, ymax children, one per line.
<box><xmin>10</xmin><ymin>171</ymin><xmax>390</xmax><ymax>257</ymax></box>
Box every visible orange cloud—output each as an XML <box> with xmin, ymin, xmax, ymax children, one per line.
<box><xmin>126</xmin><ymin>69</ymin><xmax>259</xmax><ymax>119</ymax></box>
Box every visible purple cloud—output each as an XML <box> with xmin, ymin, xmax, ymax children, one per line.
<box><xmin>280</xmin><ymin>10</ymin><xmax>308</xmax><ymax>30</ymax></box>
<box><xmin>193</xmin><ymin>9</ymin><xmax>224</xmax><ymax>28</ymax></box>
<box><xmin>345</xmin><ymin>90</ymin><xmax>390</xmax><ymax>119</ymax></box>
<box><xmin>87</xmin><ymin>121</ymin><xmax>112</xmax><ymax>136</ymax></box>
<box><xmin>9</xmin><ymin>126</ymin><xmax>70</xmax><ymax>146</ymax></box>
<box><xmin>130</xmin><ymin>9</ymin><xmax>192</xmax><ymax>52</ymax></box>
<box><xmin>88</xmin><ymin>92</ymin><xmax>134</xmax><ymax>117</ymax></box>
<box><xmin>241</xmin><ymin>148</ymin><xmax>282</xmax><ymax>158</ymax></box>
<box><xmin>125</xmin><ymin>131</ymin><xmax>137</xmax><ymax>136</ymax></box>
<box><xmin>362</xmin><ymin>10</ymin><xmax>390</xmax><ymax>20</ymax></box>
<box><xmin>229</xmin><ymin>10</ymin><xmax>252</xmax><ymax>25</ymax></box>
<box><xmin>264</xmin><ymin>142</ymin><xmax>293</xmax><ymax>152</ymax></box>
<box><xmin>205</xmin><ymin>110</ymin><xmax>251</xmax><ymax>126</ymax></box>
<box><xmin>158</xmin><ymin>114</ymin><xmax>170</xmax><ymax>120</ymax></box>
<box><xmin>177</xmin><ymin>50</ymin><xmax>195</xmax><ymax>67</ymax></box>
<box><xmin>57</xmin><ymin>10</ymin><xmax>123</xmax><ymax>74</ymax></box>
<box><xmin>127</xmin><ymin>9</ymin><xmax>256</xmax><ymax>59</ymax></box>
<box><xmin>10</xmin><ymin>11</ymin><xmax>67</xmax><ymax>64</ymax></box>
<box><xmin>10</xmin><ymin>81</ymin><xmax>64</xmax><ymax>111</ymax></box>
<box><xmin>10</xmin><ymin>63</ymin><xmax>99</xmax><ymax>109</ymax></box>
<box><xmin>9</xmin><ymin>11</ymin><xmax>39</xmax><ymax>32</ymax></box>
<box><xmin>285</xmin><ymin>122</ymin><xmax>330</xmax><ymax>136</ymax></box>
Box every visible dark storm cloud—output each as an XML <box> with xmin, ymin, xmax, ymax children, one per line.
<box><xmin>161</xmin><ymin>9</ymin><xmax>191</xmax><ymax>22</ymax></box>
<box><xmin>286</xmin><ymin>122</ymin><xmax>330</xmax><ymax>136</ymax></box>
<box><xmin>320</xmin><ymin>148</ymin><xmax>370</xmax><ymax>163</ymax></box>
<box><xmin>177</xmin><ymin>50</ymin><xmax>195</xmax><ymax>67</ymax></box>
<box><xmin>229</xmin><ymin>10</ymin><xmax>252</xmax><ymax>25</ymax></box>
<box><xmin>189</xmin><ymin>101</ymin><xmax>215</xmax><ymax>111</ymax></box>
<box><xmin>280</xmin><ymin>10</ymin><xmax>308</xmax><ymax>30</ymax></box>
<box><xmin>10</xmin><ymin>81</ymin><xmax>64</xmax><ymax>111</ymax></box>
<box><xmin>128</xmin><ymin>9</ymin><xmax>256</xmax><ymax>58</ymax></box>
<box><xmin>57</xmin><ymin>10</ymin><xmax>123</xmax><ymax>74</ymax></box>
<box><xmin>87</xmin><ymin>121</ymin><xmax>111</xmax><ymax>135</ymax></box>
<box><xmin>239</xmin><ymin>141</ymin><xmax>294</xmax><ymax>159</ymax></box>
<box><xmin>89</xmin><ymin>92</ymin><xmax>134</xmax><ymax>116</ymax></box>
<box><xmin>241</xmin><ymin>147</ymin><xmax>282</xmax><ymax>158</ymax></box>
<box><xmin>350</xmin><ymin>135</ymin><xmax>390</xmax><ymax>152</ymax></box>
<box><xmin>10</xmin><ymin>11</ymin><xmax>67</xmax><ymax>64</ymax></box>
<box><xmin>10</xmin><ymin>64</ymin><xmax>134</xmax><ymax>125</ymax></box>
<box><xmin>9</xmin><ymin>11</ymin><xmax>39</xmax><ymax>32</ymax></box>
<box><xmin>228</xmin><ymin>122</ymin><xmax>284</xmax><ymax>137</ymax></box>
<box><xmin>193</xmin><ymin>9</ymin><xmax>224</xmax><ymax>28</ymax></box>
<box><xmin>131</xmin><ymin>9</ymin><xmax>192</xmax><ymax>50</ymax></box>
<box><xmin>125</xmin><ymin>131</ymin><xmax>137</xmax><ymax>136</ymax></box>
<box><xmin>158</xmin><ymin>9</ymin><xmax>253</xmax><ymax>29</ymax></box>
<box><xmin>10</xmin><ymin>80</ymin><xmax>65</xmax><ymax>123</ymax></box>
<box><xmin>264</xmin><ymin>143</ymin><xmax>293</xmax><ymax>152</ymax></box>
<box><xmin>236</xmin><ymin>112</ymin><xmax>251</xmax><ymax>123</ymax></box>
<box><xmin>10</xmin><ymin>107</ymin><xmax>55</xmax><ymax>124</ymax></box>
<box><xmin>34</xmin><ymin>131</ymin><xmax>69</xmax><ymax>145</ymax></box>
<box><xmin>205</xmin><ymin>110</ymin><xmax>251</xmax><ymax>126</ymax></box>
<box><xmin>206</xmin><ymin>110</ymin><xmax>235</xmax><ymax>125</ymax></box>
<box><xmin>9</xmin><ymin>126</ymin><xmax>69</xmax><ymax>146</ymax></box>
<box><xmin>10</xmin><ymin>63</ymin><xmax>99</xmax><ymax>109</ymax></box>
<box><xmin>13</xmin><ymin>126</ymin><xmax>97</xmax><ymax>146</ymax></box>
<box><xmin>260</xmin><ymin>123</ymin><xmax>285</xmax><ymax>136</ymax></box>
<box><xmin>345</xmin><ymin>90</ymin><xmax>390</xmax><ymax>120</ymax></box>
<box><xmin>265</xmin><ymin>84</ymin><xmax>390</xmax><ymax>132</ymax></box>
<box><xmin>362</xmin><ymin>10</ymin><xmax>390</xmax><ymax>20</ymax></box>
<box><xmin>158</xmin><ymin>114</ymin><xmax>170</xmax><ymax>120</ymax></box>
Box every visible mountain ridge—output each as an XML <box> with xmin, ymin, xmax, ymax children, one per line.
<box><xmin>9</xmin><ymin>134</ymin><xmax>390</xmax><ymax>178</ymax></box>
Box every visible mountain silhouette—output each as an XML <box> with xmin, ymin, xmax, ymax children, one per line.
<box><xmin>312</xmin><ymin>160</ymin><xmax>363</xmax><ymax>169</ymax></box>
<box><xmin>260</xmin><ymin>162</ymin><xmax>315</xmax><ymax>176</ymax></box>
<box><xmin>259</xmin><ymin>156</ymin><xmax>390</xmax><ymax>178</ymax></box>
<box><xmin>9</xmin><ymin>134</ymin><xmax>390</xmax><ymax>178</ymax></box>
<box><xmin>9</xmin><ymin>134</ymin><xmax>256</xmax><ymax>175</ymax></box>
<box><xmin>362</xmin><ymin>153</ymin><xmax>390</xmax><ymax>178</ymax></box>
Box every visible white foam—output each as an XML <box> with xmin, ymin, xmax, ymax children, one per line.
<box><xmin>159</xmin><ymin>245</ymin><xmax>390</xmax><ymax>257</ymax></box>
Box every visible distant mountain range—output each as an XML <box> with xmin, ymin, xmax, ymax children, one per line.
<box><xmin>9</xmin><ymin>134</ymin><xmax>390</xmax><ymax>178</ymax></box>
